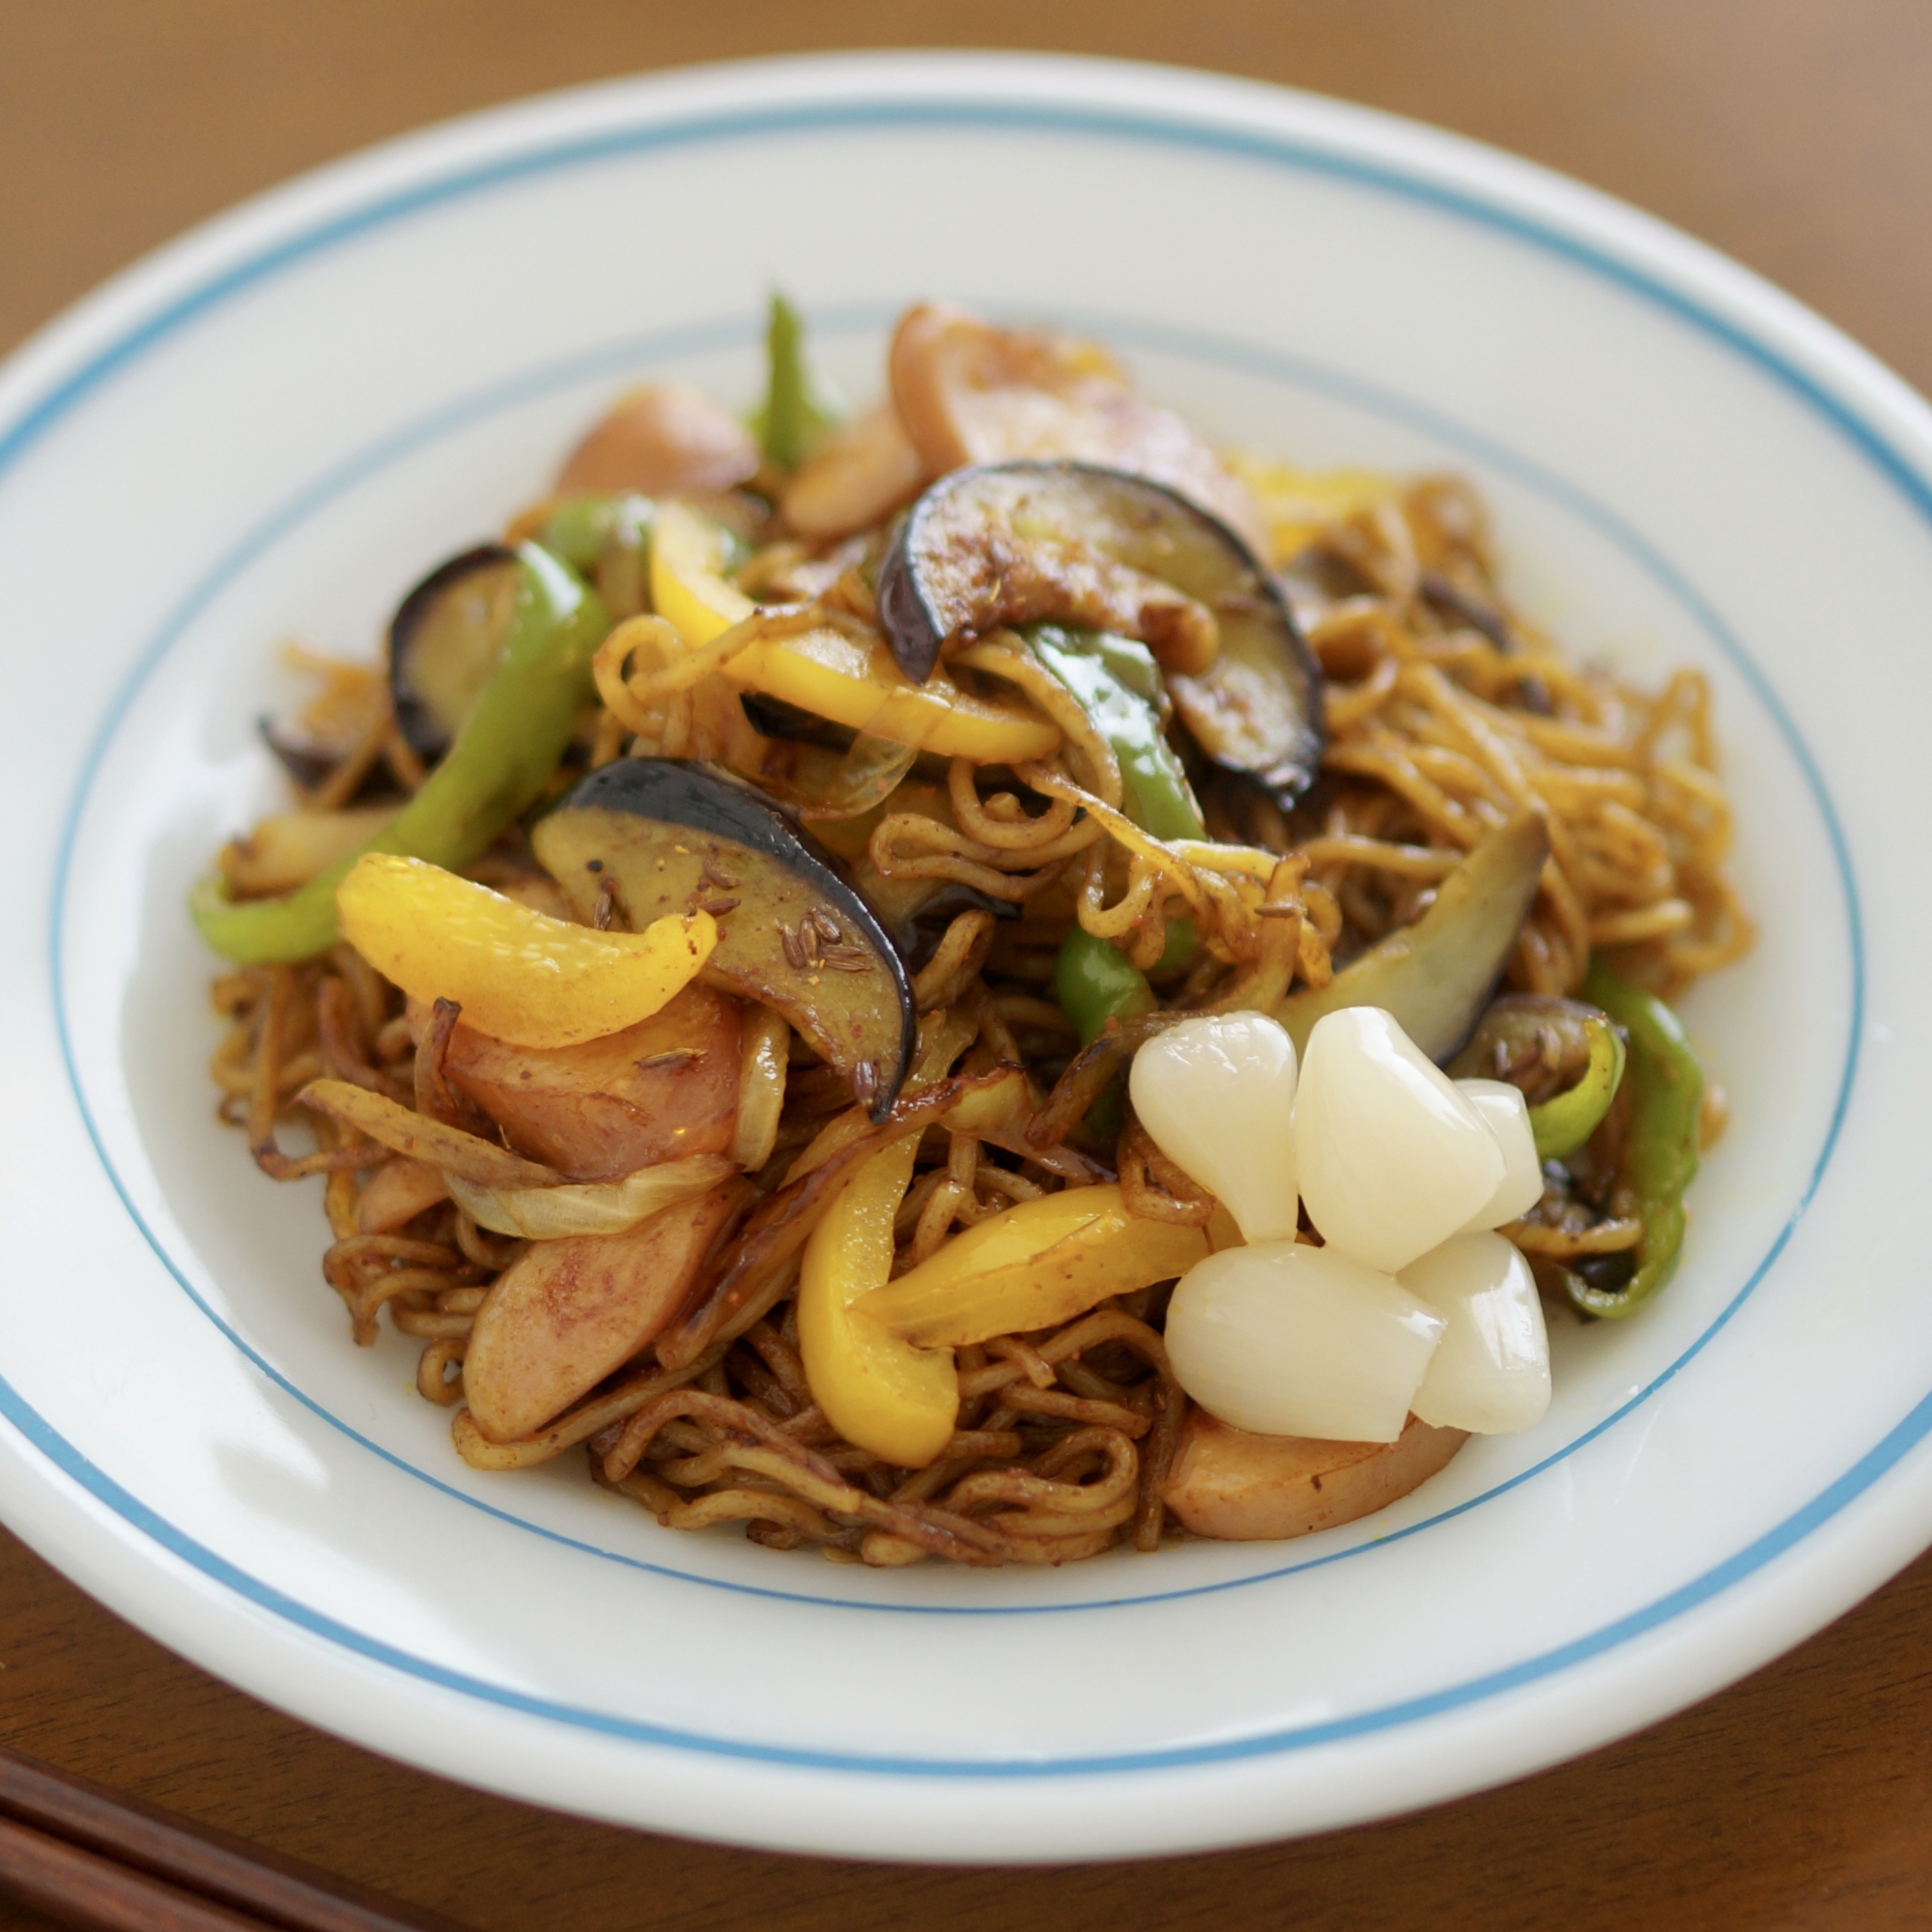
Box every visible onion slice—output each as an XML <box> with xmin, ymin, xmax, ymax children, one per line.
<box><xmin>1401</xmin><ymin>1232</ymin><xmax>1550</xmax><ymax>1434</ymax></box>
<box><xmin>1129</xmin><ymin>1012</ymin><xmax>1299</xmax><ymax>1243</ymax></box>
<box><xmin>1455</xmin><ymin>1078</ymin><xmax>1547</xmax><ymax>1231</ymax></box>
<box><xmin>446</xmin><ymin>1154</ymin><xmax>736</xmax><ymax>1240</ymax></box>
<box><xmin>298</xmin><ymin>1077</ymin><xmax>558</xmax><ymax>1190</ymax></box>
<box><xmin>1165</xmin><ymin>1239</ymin><xmax>1445</xmax><ymax>1443</ymax></box>
<box><xmin>1293</xmin><ymin>1008</ymin><xmax>1503</xmax><ymax>1273</ymax></box>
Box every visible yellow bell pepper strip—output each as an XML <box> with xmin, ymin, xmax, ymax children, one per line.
<box><xmin>191</xmin><ymin>543</ymin><xmax>607</xmax><ymax>963</ymax></box>
<box><xmin>335</xmin><ymin>852</ymin><xmax>716</xmax><ymax>1049</ymax></box>
<box><xmin>651</xmin><ymin>499</ymin><xmax>1061</xmax><ymax>764</ymax></box>
<box><xmin>749</xmin><ymin>292</ymin><xmax>844</xmax><ymax>471</ymax></box>
<box><xmin>798</xmin><ymin>1136</ymin><xmax>959</xmax><ymax>1467</ymax></box>
<box><xmin>1222</xmin><ymin>454</ymin><xmax>1393</xmax><ymax>567</ymax></box>
<box><xmin>1562</xmin><ymin>962</ymin><xmax>1704</xmax><ymax>1320</ymax></box>
<box><xmin>939</xmin><ymin>1064</ymin><xmax>1033</xmax><ymax>1137</ymax></box>
<box><xmin>855</xmin><ymin>1182</ymin><xmax>1209</xmax><ymax>1350</ymax></box>
<box><xmin>656</xmin><ymin>1065</ymin><xmax>1019</xmax><ymax>1371</ymax></box>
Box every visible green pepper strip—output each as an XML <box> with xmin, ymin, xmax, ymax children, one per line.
<box><xmin>537</xmin><ymin>493</ymin><xmax>654</xmax><ymax>574</ymax></box>
<box><xmin>190</xmin><ymin>544</ymin><xmax>608</xmax><ymax>965</ymax></box>
<box><xmin>1024</xmin><ymin>625</ymin><xmax>1206</xmax><ymax>843</ymax></box>
<box><xmin>1055</xmin><ymin>926</ymin><xmax>1156</xmax><ymax>1047</ymax></box>
<box><xmin>1527</xmin><ymin>1013</ymin><xmax>1627</xmax><ymax>1160</ymax></box>
<box><xmin>1566</xmin><ymin>961</ymin><xmax>1704</xmax><ymax>1319</ymax></box>
<box><xmin>752</xmin><ymin>293</ymin><xmax>841</xmax><ymax>472</ymax></box>
<box><xmin>1050</xmin><ymin>928</ymin><xmax>1152</xmax><ymax>1144</ymax></box>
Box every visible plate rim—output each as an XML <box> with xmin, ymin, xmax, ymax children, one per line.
<box><xmin>2</xmin><ymin>47</ymin><xmax>1925</xmax><ymax>1858</ymax></box>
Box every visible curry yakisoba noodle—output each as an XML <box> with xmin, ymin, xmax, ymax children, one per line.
<box><xmin>198</xmin><ymin>300</ymin><xmax>1751</xmax><ymax>1565</ymax></box>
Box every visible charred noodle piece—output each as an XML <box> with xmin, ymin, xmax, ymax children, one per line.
<box><xmin>656</xmin><ymin>1067</ymin><xmax>1012</xmax><ymax>1371</ymax></box>
<box><xmin>1278</xmin><ymin>810</ymin><xmax>1550</xmax><ymax>1065</ymax></box>
<box><xmin>879</xmin><ymin>462</ymin><xmax>1322</xmax><ymax>807</ymax></box>
<box><xmin>193</xmin><ymin>544</ymin><xmax>607</xmax><ymax>964</ymax></box>
<box><xmin>530</xmin><ymin>758</ymin><xmax>915</xmax><ymax>1120</ymax></box>
<box><xmin>1026</xmin><ymin>1009</ymin><xmax>1190</xmax><ymax>1153</ymax></box>
<box><xmin>387</xmin><ymin>543</ymin><xmax>523</xmax><ymax>759</ymax></box>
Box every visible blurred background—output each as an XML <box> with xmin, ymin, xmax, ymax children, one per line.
<box><xmin>6</xmin><ymin>0</ymin><xmax>1932</xmax><ymax>392</ymax></box>
<box><xmin>4</xmin><ymin>5</ymin><xmax>1932</xmax><ymax>1930</ymax></box>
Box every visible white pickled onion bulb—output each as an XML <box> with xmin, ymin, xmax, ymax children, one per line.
<box><xmin>1293</xmin><ymin>1008</ymin><xmax>1504</xmax><ymax>1273</ymax></box>
<box><xmin>1401</xmin><ymin>1232</ymin><xmax>1549</xmax><ymax>1434</ymax></box>
<box><xmin>1129</xmin><ymin>1012</ymin><xmax>1298</xmax><ymax>1242</ymax></box>
<box><xmin>1455</xmin><ymin>1079</ymin><xmax>1546</xmax><ymax>1231</ymax></box>
<box><xmin>1165</xmin><ymin>1240</ymin><xmax>1446</xmax><ymax>1442</ymax></box>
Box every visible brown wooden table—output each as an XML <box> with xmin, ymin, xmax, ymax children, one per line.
<box><xmin>7</xmin><ymin>3</ymin><xmax>1932</xmax><ymax>1925</ymax></box>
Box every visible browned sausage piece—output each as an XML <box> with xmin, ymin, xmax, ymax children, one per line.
<box><xmin>1160</xmin><ymin>1409</ymin><xmax>1468</xmax><ymax>1541</ymax></box>
<box><xmin>464</xmin><ymin>1182</ymin><xmax>747</xmax><ymax>1443</ymax></box>
<box><xmin>556</xmin><ymin>383</ymin><xmax>760</xmax><ymax>498</ymax></box>
<box><xmin>781</xmin><ymin>401</ymin><xmax>929</xmax><ymax>540</ymax></box>
<box><xmin>440</xmin><ymin>983</ymin><xmax>741</xmax><ymax>1181</ymax></box>
<box><xmin>889</xmin><ymin>302</ymin><xmax>1267</xmax><ymax>555</ymax></box>
<box><xmin>355</xmin><ymin>1155</ymin><xmax>449</xmax><ymax>1236</ymax></box>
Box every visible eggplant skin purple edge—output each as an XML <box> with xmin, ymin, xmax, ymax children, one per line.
<box><xmin>542</xmin><ymin>757</ymin><xmax>918</xmax><ymax>1121</ymax></box>
<box><xmin>874</xmin><ymin>506</ymin><xmax>951</xmax><ymax>685</ymax></box>
<box><xmin>388</xmin><ymin>541</ymin><xmax>520</xmax><ymax>757</ymax></box>
<box><xmin>873</xmin><ymin>459</ymin><xmax>1326</xmax><ymax>807</ymax></box>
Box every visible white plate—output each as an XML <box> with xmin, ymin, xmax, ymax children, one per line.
<box><xmin>2</xmin><ymin>51</ymin><xmax>1927</xmax><ymax>1863</ymax></box>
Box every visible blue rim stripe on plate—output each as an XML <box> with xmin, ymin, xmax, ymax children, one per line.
<box><xmin>2</xmin><ymin>88</ymin><xmax>1887</xmax><ymax>1774</ymax></box>
<box><xmin>5</xmin><ymin>1369</ymin><xmax>1925</xmax><ymax>1777</ymax></box>
<box><xmin>34</xmin><ymin>298</ymin><xmax>1861</xmax><ymax>1618</ymax></box>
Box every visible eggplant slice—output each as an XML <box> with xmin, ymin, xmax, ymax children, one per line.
<box><xmin>530</xmin><ymin>759</ymin><xmax>916</xmax><ymax>1120</ymax></box>
<box><xmin>877</xmin><ymin>461</ymin><xmax>1324</xmax><ymax>807</ymax></box>
<box><xmin>388</xmin><ymin>543</ymin><xmax>524</xmax><ymax>759</ymax></box>
<box><xmin>1278</xmin><ymin>811</ymin><xmax>1550</xmax><ymax>1065</ymax></box>
<box><xmin>738</xmin><ymin>690</ymin><xmax>859</xmax><ymax>751</ymax></box>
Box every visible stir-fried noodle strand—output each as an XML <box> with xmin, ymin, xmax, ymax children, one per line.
<box><xmin>209</xmin><ymin>422</ymin><xmax>1749</xmax><ymax>1566</ymax></box>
